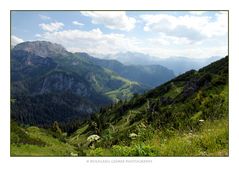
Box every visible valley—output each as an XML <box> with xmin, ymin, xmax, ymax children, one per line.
<box><xmin>11</xmin><ymin>42</ymin><xmax>228</xmax><ymax>156</ymax></box>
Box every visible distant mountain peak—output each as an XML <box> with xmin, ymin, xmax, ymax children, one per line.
<box><xmin>13</xmin><ymin>41</ymin><xmax>69</xmax><ymax>58</ymax></box>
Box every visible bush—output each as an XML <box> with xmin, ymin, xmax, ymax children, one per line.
<box><xmin>112</xmin><ymin>145</ymin><xmax>132</xmax><ymax>156</ymax></box>
<box><xmin>201</xmin><ymin>94</ymin><xmax>227</xmax><ymax>120</ymax></box>
<box><xmin>136</xmin><ymin>123</ymin><xmax>154</xmax><ymax>142</ymax></box>
<box><xmin>132</xmin><ymin>144</ymin><xmax>159</xmax><ymax>156</ymax></box>
<box><xmin>11</xmin><ymin>122</ymin><xmax>46</xmax><ymax>146</ymax></box>
<box><xmin>112</xmin><ymin>144</ymin><xmax>159</xmax><ymax>156</ymax></box>
<box><xmin>87</xmin><ymin>148</ymin><xmax>104</xmax><ymax>156</ymax></box>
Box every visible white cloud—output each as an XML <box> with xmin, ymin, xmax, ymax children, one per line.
<box><xmin>37</xmin><ymin>28</ymin><xmax>140</xmax><ymax>54</ymax></box>
<box><xmin>72</xmin><ymin>21</ymin><xmax>84</xmax><ymax>26</ymax></box>
<box><xmin>140</xmin><ymin>12</ymin><xmax>228</xmax><ymax>41</ymax></box>
<box><xmin>148</xmin><ymin>34</ymin><xmax>192</xmax><ymax>46</ymax></box>
<box><xmin>36</xmin><ymin>27</ymin><xmax>227</xmax><ymax>59</ymax></box>
<box><xmin>11</xmin><ymin>35</ymin><xmax>24</xmax><ymax>46</ymax></box>
<box><xmin>202</xmin><ymin>13</ymin><xmax>228</xmax><ymax>37</ymax></box>
<box><xmin>142</xmin><ymin>32</ymin><xmax>228</xmax><ymax>58</ymax></box>
<box><xmin>140</xmin><ymin>42</ymin><xmax>227</xmax><ymax>59</ymax></box>
<box><xmin>81</xmin><ymin>11</ymin><xmax>136</xmax><ymax>31</ymax></box>
<box><xmin>35</xmin><ymin>34</ymin><xmax>41</xmax><ymax>37</ymax></box>
<box><xmin>39</xmin><ymin>22</ymin><xmax>64</xmax><ymax>32</ymax></box>
<box><xmin>39</xmin><ymin>14</ymin><xmax>51</xmax><ymax>20</ymax></box>
<box><xmin>189</xmin><ymin>11</ymin><xmax>206</xmax><ymax>15</ymax></box>
<box><xmin>33</xmin><ymin>12</ymin><xmax>227</xmax><ymax>59</ymax></box>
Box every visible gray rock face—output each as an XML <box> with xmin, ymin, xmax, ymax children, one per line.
<box><xmin>13</xmin><ymin>41</ymin><xmax>69</xmax><ymax>58</ymax></box>
<box><xmin>75</xmin><ymin>104</ymin><xmax>95</xmax><ymax>114</ymax></box>
<box><xmin>37</xmin><ymin>72</ymin><xmax>90</xmax><ymax>97</ymax></box>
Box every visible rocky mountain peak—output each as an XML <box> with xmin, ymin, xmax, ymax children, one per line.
<box><xmin>13</xmin><ymin>41</ymin><xmax>69</xmax><ymax>58</ymax></box>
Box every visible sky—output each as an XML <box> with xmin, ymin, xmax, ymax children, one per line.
<box><xmin>11</xmin><ymin>11</ymin><xmax>228</xmax><ymax>59</ymax></box>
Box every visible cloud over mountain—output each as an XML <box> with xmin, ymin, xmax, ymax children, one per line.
<box><xmin>12</xmin><ymin>11</ymin><xmax>228</xmax><ymax>59</ymax></box>
<box><xmin>37</xmin><ymin>28</ymin><xmax>140</xmax><ymax>54</ymax></box>
<box><xmin>81</xmin><ymin>11</ymin><xmax>136</xmax><ymax>31</ymax></box>
<box><xmin>11</xmin><ymin>35</ymin><xmax>24</xmax><ymax>46</ymax></box>
<box><xmin>39</xmin><ymin>22</ymin><xmax>64</xmax><ymax>32</ymax></box>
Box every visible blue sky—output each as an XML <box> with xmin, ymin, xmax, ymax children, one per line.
<box><xmin>11</xmin><ymin>11</ymin><xmax>228</xmax><ymax>58</ymax></box>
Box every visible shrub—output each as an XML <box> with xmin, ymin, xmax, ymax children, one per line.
<box><xmin>136</xmin><ymin>123</ymin><xmax>154</xmax><ymax>142</ymax></box>
<box><xmin>11</xmin><ymin>122</ymin><xmax>46</xmax><ymax>146</ymax></box>
<box><xmin>112</xmin><ymin>145</ymin><xmax>132</xmax><ymax>156</ymax></box>
<box><xmin>132</xmin><ymin>144</ymin><xmax>159</xmax><ymax>156</ymax></box>
<box><xmin>112</xmin><ymin>144</ymin><xmax>159</xmax><ymax>156</ymax></box>
<box><xmin>88</xmin><ymin>148</ymin><xmax>104</xmax><ymax>156</ymax></box>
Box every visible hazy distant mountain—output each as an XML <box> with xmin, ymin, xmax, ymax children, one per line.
<box><xmin>106</xmin><ymin>52</ymin><xmax>222</xmax><ymax>75</ymax></box>
<box><xmin>75</xmin><ymin>52</ymin><xmax>175</xmax><ymax>88</ymax></box>
<box><xmin>106</xmin><ymin>52</ymin><xmax>156</xmax><ymax>65</ymax></box>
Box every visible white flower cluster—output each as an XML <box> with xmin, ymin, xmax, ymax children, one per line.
<box><xmin>87</xmin><ymin>134</ymin><xmax>100</xmax><ymax>142</ymax></box>
<box><xmin>129</xmin><ymin>133</ymin><xmax>138</xmax><ymax>139</ymax></box>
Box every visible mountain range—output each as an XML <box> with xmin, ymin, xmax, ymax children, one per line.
<box><xmin>11</xmin><ymin>55</ymin><xmax>228</xmax><ymax>156</ymax></box>
<box><xmin>104</xmin><ymin>52</ymin><xmax>221</xmax><ymax>75</ymax></box>
<box><xmin>11</xmin><ymin>41</ymin><xmax>174</xmax><ymax>127</ymax></box>
<box><xmin>74</xmin><ymin>52</ymin><xmax>175</xmax><ymax>88</ymax></box>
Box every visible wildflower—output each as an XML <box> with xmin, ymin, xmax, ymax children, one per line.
<box><xmin>87</xmin><ymin>134</ymin><xmax>100</xmax><ymax>149</ymax></box>
<box><xmin>199</xmin><ymin>119</ymin><xmax>204</xmax><ymax>122</ymax></box>
<box><xmin>140</xmin><ymin>123</ymin><xmax>146</xmax><ymax>128</ymax></box>
<box><xmin>87</xmin><ymin>134</ymin><xmax>100</xmax><ymax>142</ymax></box>
<box><xmin>129</xmin><ymin>133</ymin><xmax>138</xmax><ymax>139</ymax></box>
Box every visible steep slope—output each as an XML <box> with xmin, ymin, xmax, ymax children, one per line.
<box><xmin>71</xmin><ymin>56</ymin><xmax>228</xmax><ymax>156</ymax></box>
<box><xmin>89</xmin><ymin>56</ymin><xmax>228</xmax><ymax>131</ymax></box>
<box><xmin>11</xmin><ymin>41</ymin><xmax>145</xmax><ymax>127</ymax></box>
<box><xmin>75</xmin><ymin>52</ymin><xmax>175</xmax><ymax>88</ymax></box>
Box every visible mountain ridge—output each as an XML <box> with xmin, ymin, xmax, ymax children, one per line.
<box><xmin>11</xmin><ymin>50</ymin><xmax>228</xmax><ymax>156</ymax></box>
<box><xmin>66</xmin><ymin>56</ymin><xmax>228</xmax><ymax>156</ymax></box>
<box><xmin>74</xmin><ymin>52</ymin><xmax>175</xmax><ymax>88</ymax></box>
<box><xmin>104</xmin><ymin>52</ymin><xmax>222</xmax><ymax>75</ymax></box>
<box><xmin>11</xmin><ymin>41</ymin><xmax>173</xmax><ymax>127</ymax></box>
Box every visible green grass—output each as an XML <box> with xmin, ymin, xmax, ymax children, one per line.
<box><xmin>147</xmin><ymin>118</ymin><xmax>228</xmax><ymax>156</ymax></box>
<box><xmin>11</xmin><ymin>118</ymin><xmax>228</xmax><ymax>156</ymax></box>
<box><xmin>163</xmin><ymin>82</ymin><xmax>184</xmax><ymax>98</ymax></box>
<box><xmin>11</xmin><ymin>126</ymin><xmax>77</xmax><ymax>156</ymax></box>
<box><xmin>104</xmin><ymin>68</ymin><xmax>139</xmax><ymax>85</ymax></box>
<box><xmin>68</xmin><ymin>124</ymin><xmax>89</xmax><ymax>145</ymax></box>
<box><xmin>105</xmin><ymin>84</ymin><xmax>136</xmax><ymax>102</ymax></box>
<box><xmin>104</xmin><ymin>68</ymin><xmax>141</xmax><ymax>102</ymax></box>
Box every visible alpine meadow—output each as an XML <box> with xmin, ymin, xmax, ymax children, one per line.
<box><xmin>10</xmin><ymin>11</ymin><xmax>228</xmax><ymax>156</ymax></box>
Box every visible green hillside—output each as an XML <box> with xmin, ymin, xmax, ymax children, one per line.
<box><xmin>103</xmin><ymin>68</ymin><xmax>144</xmax><ymax>102</ymax></box>
<box><xmin>68</xmin><ymin>56</ymin><xmax>229</xmax><ymax>156</ymax></box>
<box><xmin>11</xmin><ymin>122</ymin><xmax>78</xmax><ymax>156</ymax></box>
<box><xmin>74</xmin><ymin>52</ymin><xmax>175</xmax><ymax>88</ymax></box>
<box><xmin>11</xmin><ymin>56</ymin><xmax>228</xmax><ymax>156</ymax></box>
<box><xmin>11</xmin><ymin>41</ymin><xmax>146</xmax><ymax>128</ymax></box>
